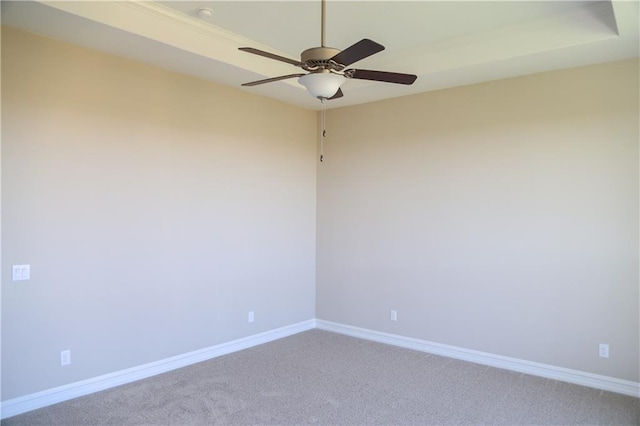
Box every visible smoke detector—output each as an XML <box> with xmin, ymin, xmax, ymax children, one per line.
<box><xmin>196</xmin><ymin>8</ymin><xmax>213</xmax><ymax>19</ymax></box>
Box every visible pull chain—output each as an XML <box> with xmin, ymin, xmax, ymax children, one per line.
<box><xmin>320</xmin><ymin>98</ymin><xmax>326</xmax><ymax>162</ymax></box>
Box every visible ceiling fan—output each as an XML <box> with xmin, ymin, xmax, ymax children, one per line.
<box><xmin>239</xmin><ymin>0</ymin><xmax>417</xmax><ymax>101</ymax></box>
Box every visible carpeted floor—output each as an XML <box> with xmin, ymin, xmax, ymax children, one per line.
<box><xmin>2</xmin><ymin>329</ymin><xmax>639</xmax><ymax>425</ymax></box>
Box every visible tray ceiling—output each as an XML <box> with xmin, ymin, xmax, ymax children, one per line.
<box><xmin>2</xmin><ymin>1</ymin><xmax>638</xmax><ymax>110</ymax></box>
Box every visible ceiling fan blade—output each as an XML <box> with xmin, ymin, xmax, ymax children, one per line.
<box><xmin>346</xmin><ymin>69</ymin><xmax>417</xmax><ymax>85</ymax></box>
<box><xmin>328</xmin><ymin>88</ymin><xmax>343</xmax><ymax>100</ymax></box>
<box><xmin>330</xmin><ymin>39</ymin><xmax>384</xmax><ymax>67</ymax></box>
<box><xmin>241</xmin><ymin>74</ymin><xmax>305</xmax><ymax>87</ymax></box>
<box><xmin>239</xmin><ymin>47</ymin><xmax>302</xmax><ymax>67</ymax></box>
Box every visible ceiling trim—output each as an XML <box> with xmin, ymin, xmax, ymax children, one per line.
<box><xmin>5</xmin><ymin>1</ymin><xmax>637</xmax><ymax>110</ymax></box>
<box><xmin>40</xmin><ymin>0</ymin><xmax>299</xmax><ymax>76</ymax></box>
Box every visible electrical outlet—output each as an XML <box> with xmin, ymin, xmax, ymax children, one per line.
<box><xmin>390</xmin><ymin>310</ymin><xmax>398</xmax><ymax>322</ymax></box>
<box><xmin>61</xmin><ymin>350</ymin><xmax>71</xmax><ymax>366</ymax></box>
<box><xmin>248</xmin><ymin>311</ymin><xmax>255</xmax><ymax>323</ymax></box>
<box><xmin>599</xmin><ymin>343</ymin><xmax>609</xmax><ymax>358</ymax></box>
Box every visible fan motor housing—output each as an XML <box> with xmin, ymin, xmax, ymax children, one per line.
<box><xmin>301</xmin><ymin>47</ymin><xmax>344</xmax><ymax>72</ymax></box>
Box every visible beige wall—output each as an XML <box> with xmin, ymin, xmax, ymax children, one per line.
<box><xmin>1</xmin><ymin>27</ymin><xmax>317</xmax><ymax>399</ymax></box>
<box><xmin>317</xmin><ymin>59</ymin><xmax>639</xmax><ymax>382</ymax></box>
<box><xmin>2</xmin><ymin>24</ymin><xmax>639</xmax><ymax>403</ymax></box>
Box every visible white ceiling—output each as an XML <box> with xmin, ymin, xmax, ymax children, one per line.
<box><xmin>2</xmin><ymin>1</ymin><xmax>639</xmax><ymax>110</ymax></box>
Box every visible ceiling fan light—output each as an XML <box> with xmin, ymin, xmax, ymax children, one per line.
<box><xmin>298</xmin><ymin>73</ymin><xmax>346</xmax><ymax>99</ymax></box>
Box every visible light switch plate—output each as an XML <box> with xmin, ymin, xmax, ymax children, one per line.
<box><xmin>12</xmin><ymin>265</ymin><xmax>30</xmax><ymax>281</ymax></box>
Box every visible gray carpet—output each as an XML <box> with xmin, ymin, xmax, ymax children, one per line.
<box><xmin>2</xmin><ymin>330</ymin><xmax>639</xmax><ymax>425</ymax></box>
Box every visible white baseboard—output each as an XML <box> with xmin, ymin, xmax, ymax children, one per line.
<box><xmin>316</xmin><ymin>319</ymin><xmax>640</xmax><ymax>398</ymax></box>
<box><xmin>3</xmin><ymin>317</ymin><xmax>638</xmax><ymax>419</ymax></box>
<box><xmin>1</xmin><ymin>319</ymin><xmax>316</xmax><ymax>420</ymax></box>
